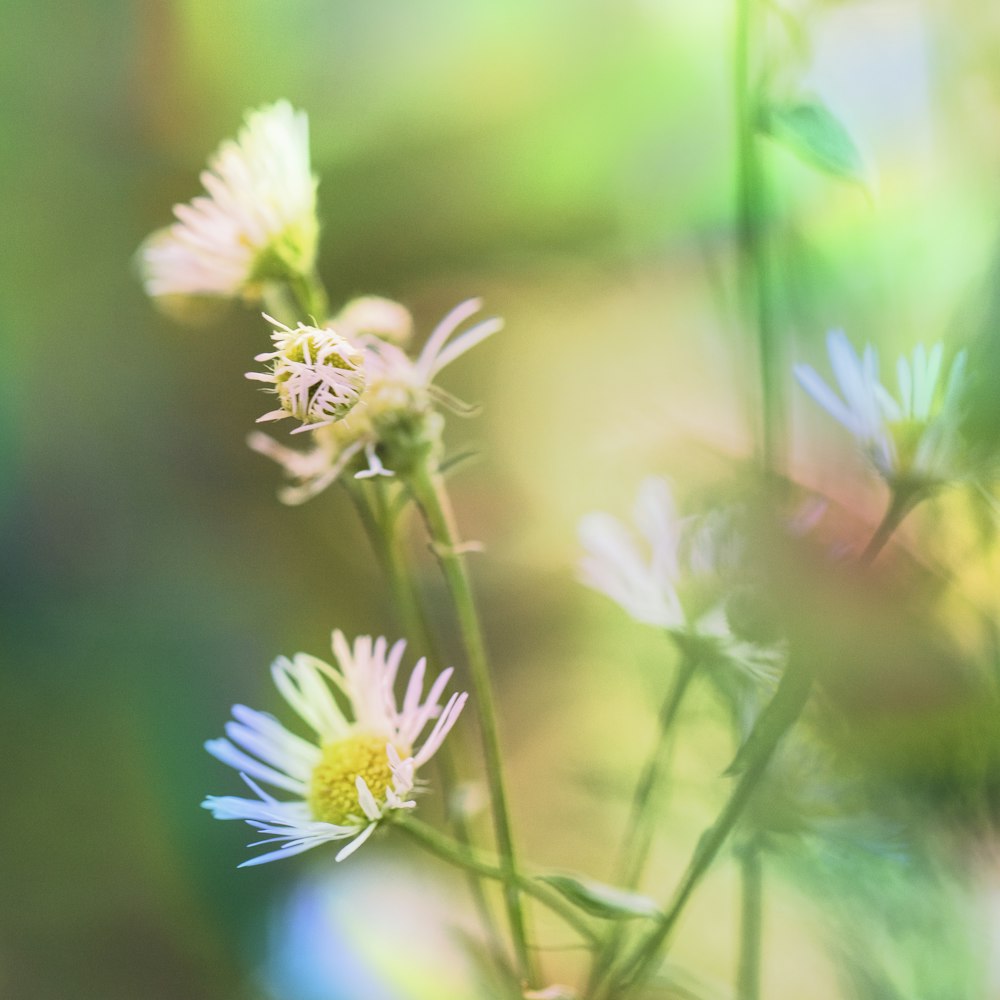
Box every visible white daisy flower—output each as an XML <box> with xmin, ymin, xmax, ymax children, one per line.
<box><xmin>203</xmin><ymin>630</ymin><xmax>467</xmax><ymax>867</ymax></box>
<box><xmin>141</xmin><ymin>101</ymin><xmax>318</xmax><ymax>301</ymax></box>
<box><xmin>246</xmin><ymin>315</ymin><xmax>366</xmax><ymax>432</ymax></box>
<box><xmin>795</xmin><ymin>331</ymin><xmax>968</xmax><ymax>489</ymax></box>
<box><xmin>578</xmin><ymin>480</ymin><xmax>785</xmax><ymax>683</ymax></box>
<box><xmin>578</xmin><ymin>478</ymin><xmax>687</xmax><ymax>631</ymax></box>
<box><xmin>249</xmin><ymin>298</ymin><xmax>502</xmax><ymax>504</ymax></box>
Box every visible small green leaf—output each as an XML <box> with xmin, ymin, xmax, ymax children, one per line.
<box><xmin>760</xmin><ymin>100</ymin><xmax>868</xmax><ymax>187</ymax></box>
<box><xmin>537</xmin><ymin>873</ymin><xmax>661</xmax><ymax>920</ymax></box>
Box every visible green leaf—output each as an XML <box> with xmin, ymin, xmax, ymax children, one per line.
<box><xmin>537</xmin><ymin>874</ymin><xmax>661</xmax><ymax>921</ymax></box>
<box><xmin>759</xmin><ymin>100</ymin><xmax>868</xmax><ymax>187</ymax></box>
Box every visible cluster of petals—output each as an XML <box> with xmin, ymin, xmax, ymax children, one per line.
<box><xmin>203</xmin><ymin>630</ymin><xmax>467</xmax><ymax>866</ymax></box>
<box><xmin>247</xmin><ymin>316</ymin><xmax>366</xmax><ymax>431</ymax></box>
<box><xmin>579</xmin><ymin>478</ymin><xmax>784</xmax><ymax>680</ymax></box>
<box><xmin>249</xmin><ymin>298</ymin><xmax>502</xmax><ymax>503</ymax></box>
<box><xmin>795</xmin><ymin>331</ymin><xmax>967</xmax><ymax>489</ymax></box>
<box><xmin>141</xmin><ymin>101</ymin><xmax>317</xmax><ymax>300</ymax></box>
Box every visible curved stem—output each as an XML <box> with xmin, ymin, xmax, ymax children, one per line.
<box><xmin>599</xmin><ymin>658</ymin><xmax>813</xmax><ymax>999</ymax></box>
<box><xmin>342</xmin><ymin>478</ymin><xmax>506</xmax><ymax>964</ymax></box>
<box><xmin>859</xmin><ymin>488</ymin><xmax>917</xmax><ymax>567</ymax></box>
<box><xmin>617</xmin><ymin>646</ymin><xmax>700</xmax><ymax>891</ymax></box>
<box><xmin>585</xmin><ymin>644</ymin><xmax>700</xmax><ymax>994</ymax></box>
<box><xmin>395</xmin><ymin>815</ymin><xmax>598</xmax><ymax>946</ymax></box>
<box><xmin>405</xmin><ymin>461</ymin><xmax>537</xmax><ymax>986</ymax></box>
<box><xmin>736</xmin><ymin>840</ymin><xmax>763</xmax><ymax>1000</ymax></box>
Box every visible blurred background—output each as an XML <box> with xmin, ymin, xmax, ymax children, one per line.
<box><xmin>5</xmin><ymin>0</ymin><xmax>1000</xmax><ymax>997</ymax></box>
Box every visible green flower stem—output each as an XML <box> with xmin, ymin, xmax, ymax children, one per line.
<box><xmin>584</xmin><ymin>643</ymin><xmax>700</xmax><ymax>995</ymax></box>
<box><xmin>288</xmin><ymin>268</ymin><xmax>330</xmax><ymax>322</ymax></box>
<box><xmin>394</xmin><ymin>814</ymin><xmax>598</xmax><ymax>946</ymax></box>
<box><xmin>599</xmin><ymin>658</ymin><xmax>813</xmax><ymax>1000</ymax></box>
<box><xmin>859</xmin><ymin>487</ymin><xmax>918</xmax><ymax>566</ymax></box>
<box><xmin>367</xmin><ymin>480</ymin><xmax>430</xmax><ymax>646</ymax></box>
<box><xmin>736</xmin><ymin>839</ymin><xmax>764</xmax><ymax>1000</ymax></box>
<box><xmin>616</xmin><ymin>644</ymin><xmax>700</xmax><ymax>891</ymax></box>
<box><xmin>734</xmin><ymin>0</ymin><xmax>781</xmax><ymax>475</ymax></box>
<box><xmin>342</xmin><ymin>478</ymin><xmax>506</xmax><ymax>963</ymax></box>
<box><xmin>404</xmin><ymin>461</ymin><xmax>537</xmax><ymax>986</ymax></box>
<box><xmin>261</xmin><ymin>282</ymin><xmax>300</xmax><ymax>328</ymax></box>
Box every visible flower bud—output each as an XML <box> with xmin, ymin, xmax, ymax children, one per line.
<box><xmin>248</xmin><ymin>316</ymin><xmax>365</xmax><ymax>431</ymax></box>
<box><xmin>335</xmin><ymin>296</ymin><xmax>413</xmax><ymax>346</ymax></box>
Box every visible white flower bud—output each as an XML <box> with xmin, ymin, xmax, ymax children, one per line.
<box><xmin>335</xmin><ymin>296</ymin><xmax>414</xmax><ymax>346</ymax></box>
<box><xmin>248</xmin><ymin>316</ymin><xmax>365</xmax><ymax>431</ymax></box>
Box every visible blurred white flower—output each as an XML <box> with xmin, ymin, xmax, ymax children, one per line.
<box><xmin>204</xmin><ymin>630</ymin><xmax>467</xmax><ymax>867</ymax></box>
<box><xmin>246</xmin><ymin>315</ymin><xmax>365</xmax><ymax>432</ymax></box>
<box><xmin>141</xmin><ymin>101</ymin><xmax>318</xmax><ymax>302</ymax></box>
<box><xmin>250</xmin><ymin>298</ymin><xmax>502</xmax><ymax>503</ymax></box>
<box><xmin>578</xmin><ymin>478</ymin><xmax>686</xmax><ymax>631</ymax></box>
<box><xmin>795</xmin><ymin>331</ymin><xmax>968</xmax><ymax>490</ymax></box>
<box><xmin>579</xmin><ymin>479</ymin><xmax>784</xmax><ymax>682</ymax></box>
<box><xmin>334</xmin><ymin>296</ymin><xmax>414</xmax><ymax>346</ymax></box>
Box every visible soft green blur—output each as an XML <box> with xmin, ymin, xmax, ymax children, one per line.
<box><xmin>5</xmin><ymin>1</ymin><xmax>1000</xmax><ymax>998</ymax></box>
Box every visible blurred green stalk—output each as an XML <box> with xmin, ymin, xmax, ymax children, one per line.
<box><xmin>584</xmin><ymin>644</ymin><xmax>700</xmax><ymax>995</ymax></box>
<box><xmin>342</xmin><ymin>477</ymin><xmax>507</xmax><ymax>968</ymax></box>
<box><xmin>736</xmin><ymin>839</ymin><xmax>764</xmax><ymax>1000</ymax></box>
<box><xmin>598</xmin><ymin>656</ymin><xmax>814</xmax><ymax>999</ymax></box>
<box><xmin>734</xmin><ymin>0</ymin><xmax>781</xmax><ymax>475</ymax></box>
<box><xmin>406</xmin><ymin>461</ymin><xmax>538</xmax><ymax>987</ymax></box>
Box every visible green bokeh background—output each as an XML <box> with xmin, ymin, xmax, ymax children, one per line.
<box><xmin>5</xmin><ymin>2</ymin><xmax>1000</xmax><ymax>998</ymax></box>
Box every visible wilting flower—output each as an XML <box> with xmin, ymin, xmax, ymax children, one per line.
<box><xmin>249</xmin><ymin>298</ymin><xmax>501</xmax><ymax>503</ymax></box>
<box><xmin>795</xmin><ymin>332</ymin><xmax>968</xmax><ymax>491</ymax></box>
<box><xmin>203</xmin><ymin>630</ymin><xmax>467</xmax><ymax>866</ymax></box>
<box><xmin>141</xmin><ymin>101</ymin><xmax>318</xmax><ymax>302</ymax></box>
<box><xmin>246</xmin><ymin>316</ymin><xmax>365</xmax><ymax>431</ymax></box>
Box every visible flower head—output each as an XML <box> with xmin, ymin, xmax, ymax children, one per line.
<box><xmin>795</xmin><ymin>331</ymin><xmax>968</xmax><ymax>491</ymax></box>
<box><xmin>249</xmin><ymin>298</ymin><xmax>501</xmax><ymax>503</ymax></box>
<box><xmin>246</xmin><ymin>315</ymin><xmax>366</xmax><ymax>431</ymax></box>
<box><xmin>141</xmin><ymin>101</ymin><xmax>318</xmax><ymax>303</ymax></box>
<box><xmin>579</xmin><ymin>478</ymin><xmax>687</xmax><ymax>631</ymax></box>
<box><xmin>203</xmin><ymin>630</ymin><xmax>467</xmax><ymax>866</ymax></box>
<box><xmin>579</xmin><ymin>479</ymin><xmax>783</xmax><ymax>681</ymax></box>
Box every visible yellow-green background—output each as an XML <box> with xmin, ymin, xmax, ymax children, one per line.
<box><xmin>4</xmin><ymin>1</ymin><xmax>1000</xmax><ymax>997</ymax></box>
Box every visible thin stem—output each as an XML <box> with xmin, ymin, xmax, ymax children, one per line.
<box><xmin>287</xmin><ymin>268</ymin><xmax>330</xmax><ymax>322</ymax></box>
<box><xmin>736</xmin><ymin>840</ymin><xmax>763</xmax><ymax>1000</ymax></box>
<box><xmin>405</xmin><ymin>461</ymin><xmax>537</xmax><ymax>986</ymax></box>
<box><xmin>735</xmin><ymin>0</ymin><xmax>780</xmax><ymax>475</ymax></box>
<box><xmin>584</xmin><ymin>644</ymin><xmax>700</xmax><ymax>995</ymax></box>
<box><xmin>395</xmin><ymin>815</ymin><xmax>598</xmax><ymax>946</ymax></box>
<box><xmin>369</xmin><ymin>480</ymin><xmax>430</xmax><ymax>643</ymax></box>
<box><xmin>859</xmin><ymin>488</ymin><xmax>917</xmax><ymax>567</ymax></box>
<box><xmin>617</xmin><ymin>646</ymin><xmax>700</xmax><ymax>891</ymax></box>
<box><xmin>261</xmin><ymin>282</ymin><xmax>299</xmax><ymax>328</ymax></box>
<box><xmin>599</xmin><ymin>658</ymin><xmax>813</xmax><ymax>999</ymax></box>
<box><xmin>342</xmin><ymin>478</ymin><xmax>506</xmax><ymax>964</ymax></box>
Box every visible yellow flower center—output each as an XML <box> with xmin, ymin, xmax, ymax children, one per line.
<box><xmin>307</xmin><ymin>733</ymin><xmax>409</xmax><ymax>825</ymax></box>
